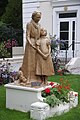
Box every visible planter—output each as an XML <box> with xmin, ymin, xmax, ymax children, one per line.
<box><xmin>49</xmin><ymin>91</ymin><xmax>78</xmax><ymax>118</ymax></box>
<box><xmin>30</xmin><ymin>91</ymin><xmax>78</xmax><ymax>119</ymax></box>
<box><xmin>69</xmin><ymin>91</ymin><xmax>78</xmax><ymax>108</ymax></box>
<box><xmin>49</xmin><ymin>102</ymin><xmax>70</xmax><ymax>117</ymax></box>
<box><xmin>30</xmin><ymin>97</ymin><xmax>78</xmax><ymax>120</ymax></box>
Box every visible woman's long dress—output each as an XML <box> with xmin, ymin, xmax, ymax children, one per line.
<box><xmin>21</xmin><ymin>20</ymin><xmax>41</xmax><ymax>83</ymax></box>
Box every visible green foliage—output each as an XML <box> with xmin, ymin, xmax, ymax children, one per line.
<box><xmin>0</xmin><ymin>21</ymin><xmax>22</xmax><ymax>47</ymax></box>
<box><xmin>0</xmin><ymin>21</ymin><xmax>6</xmax><ymax>26</ymax></box>
<box><xmin>0</xmin><ymin>0</ymin><xmax>8</xmax><ymax>19</ymax></box>
<box><xmin>0</xmin><ymin>21</ymin><xmax>13</xmax><ymax>40</ymax></box>
<box><xmin>44</xmin><ymin>95</ymin><xmax>60</xmax><ymax>107</ymax></box>
<box><xmin>1</xmin><ymin>0</ymin><xmax>22</xmax><ymax>29</ymax></box>
<box><xmin>0</xmin><ymin>42</ymin><xmax>11</xmax><ymax>58</ymax></box>
<box><xmin>0</xmin><ymin>21</ymin><xmax>19</xmax><ymax>58</ymax></box>
<box><xmin>42</xmin><ymin>78</ymin><xmax>72</xmax><ymax>107</ymax></box>
<box><xmin>1</xmin><ymin>0</ymin><xmax>23</xmax><ymax>46</ymax></box>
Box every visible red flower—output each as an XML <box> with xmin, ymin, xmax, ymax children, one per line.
<box><xmin>45</xmin><ymin>88</ymin><xmax>50</xmax><ymax>94</ymax></box>
<box><xmin>58</xmin><ymin>85</ymin><xmax>62</xmax><ymax>89</ymax></box>
<box><xmin>57</xmin><ymin>69</ymin><xmax>62</xmax><ymax>73</ymax></box>
<box><xmin>49</xmin><ymin>82</ymin><xmax>54</xmax><ymax>86</ymax></box>
<box><xmin>52</xmin><ymin>86</ymin><xmax>55</xmax><ymax>88</ymax></box>
<box><xmin>75</xmin><ymin>94</ymin><xmax>78</xmax><ymax>97</ymax></box>
<box><xmin>64</xmin><ymin>85</ymin><xmax>70</xmax><ymax>90</ymax></box>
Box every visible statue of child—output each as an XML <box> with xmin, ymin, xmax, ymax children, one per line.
<box><xmin>36</xmin><ymin>28</ymin><xmax>51</xmax><ymax>59</ymax></box>
<box><xmin>36</xmin><ymin>28</ymin><xmax>54</xmax><ymax>85</ymax></box>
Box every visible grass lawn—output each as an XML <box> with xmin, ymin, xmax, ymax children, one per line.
<box><xmin>0</xmin><ymin>74</ymin><xmax>80</xmax><ymax>120</ymax></box>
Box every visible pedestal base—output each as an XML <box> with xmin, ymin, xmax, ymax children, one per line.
<box><xmin>4</xmin><ymin>83</ymin><xmax>51</xmax><ymax>112</ymax></box>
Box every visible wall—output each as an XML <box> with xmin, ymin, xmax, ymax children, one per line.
<box><xmin>37</xmin><ymin>0</ymin><xmax>52</xmax><ymax>36</ymax></box>
<box><xmin>22</xmin><ymin>0</ymin><xmax>52</xmax><ymax>48</ymax></box>
<box><xmin>22</xmin><ymin>0</ymin><xmax>80</xmax><ymax>58</ymax></box>
<box><xmin>22</xmin><ymin>0</ymin><xmax>39</xmax><ymax>49</ymax></box>
<box><xmin>51</xmin><ymin>0</ymin><xmax>80</xmax><ymax>58</ymax></box>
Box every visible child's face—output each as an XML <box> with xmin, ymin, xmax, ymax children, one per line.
<box><xmin>40</xmin><ymin>29</ymin><xmax>47</xmax><ymax>36</ymax></box>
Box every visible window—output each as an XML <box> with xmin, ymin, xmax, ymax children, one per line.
<box><xmin>59</xmin><ymin>13</ymin><xmax>77</xmax><ymax>18</ymax></box>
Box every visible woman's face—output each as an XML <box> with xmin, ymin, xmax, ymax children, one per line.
<box><xmin>33</xmin><ymin>13</ymin><xmax>41</xmax><ymax>23</ymax></box>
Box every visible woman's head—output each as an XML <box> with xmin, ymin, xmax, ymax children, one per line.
<box><xmin>32</xmin><ymin>11</ymin><xmax>41</xmax><ymax>23</ymax></box>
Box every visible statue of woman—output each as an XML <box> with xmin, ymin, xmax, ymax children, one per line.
<box><xmin>17</xmin><ymin>11</ymin><xmax>54</xmax><ymax>86</ymax></box>
<box><xmin>20</xmin><ymin>11</ymin><xmax>42</xmax><ymax>84</ymax></box>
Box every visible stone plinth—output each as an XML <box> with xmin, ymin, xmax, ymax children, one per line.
<box><xmin>4</xmin><ymin>83</ymin><xmax>50</xmax><ymax>112</ymax></box>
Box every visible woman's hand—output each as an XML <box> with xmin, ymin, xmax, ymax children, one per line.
<box><xmin>42</xmin><ymin>54</ymin><xmax>49</xmax><ymax>60</ymax></box>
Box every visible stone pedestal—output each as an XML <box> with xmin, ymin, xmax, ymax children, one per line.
<box><xmin>4</xmin><ymin>83</ymin><xmax>50</xmax><ymax>112</ymax></box>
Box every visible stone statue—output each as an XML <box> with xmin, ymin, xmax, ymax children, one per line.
<box><xmin>16</xmin><ymin>11</ymin><xmax>54</xmax><ymax>86</ymax></box>
<box><xmin>16</xmin><ymin>70</ymin><xmax>27</xmax><ymax>86</ymax></box>
<box><xmin>36</xmin><ymin>28</ymin><xmax>54</xmax><ymax>84</ymax></box>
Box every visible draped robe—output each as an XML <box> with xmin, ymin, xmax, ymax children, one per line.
<box><xmin>21</xmin><ymin>20</ymin><xmax>41</xmax><ymax>83</ymax></box>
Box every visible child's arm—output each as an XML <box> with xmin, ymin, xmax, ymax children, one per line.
<box><xmin>42</xmin><ymin>42</ymin><xmax>51</xmax><ymax>57</ymax></box>
<box><xmin>46</xmin><ymin>38</ymin><xmax>51</xmax><ymax>55</ymax></box>
<box><xmin>36</xmin><ymin>45</ymin><xmax>49</xmax><ymax>59</ymax></box>
<box><xmin>48</xmin><ymin>45</ymin><xmax>51</xmax><ymax>54</ymax></box>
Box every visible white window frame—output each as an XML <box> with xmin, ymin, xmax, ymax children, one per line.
<box><xmin>52</xmin><ymin>5</ymin><xmax>80</xmax><ymax>57</ymax></box>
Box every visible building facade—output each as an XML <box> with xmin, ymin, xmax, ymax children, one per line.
<box><xmin>22</xmin><ymin>0</ymin><xmax>80</xmax><ymax>59</ymax></box>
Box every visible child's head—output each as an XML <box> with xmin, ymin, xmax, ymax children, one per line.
<box><xmin>40</xmin><ymin>28</ymin><xmax>47</xmax><ymax>37</ymax></box>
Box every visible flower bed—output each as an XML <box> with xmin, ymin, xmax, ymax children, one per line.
<box><xmin>30</xmin><ymin>88</ymin><xmax>78</xmax><ymax>119</ymax></box>
<box><xmin>0</xmin><ymin>59</ymin><xmax>18</xmax><ymax>85</ymax></box>
<box><xmin>40</xmin><ymin>78</ymin><xmax>78</xmax><ymax>118</ymax></box>
<box><xmin>42</xmin><ymin>79</ymin><xmax>72</xmax><ymax>107</ymax></box>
